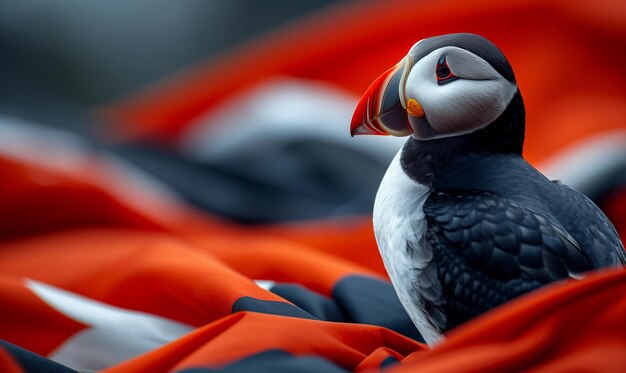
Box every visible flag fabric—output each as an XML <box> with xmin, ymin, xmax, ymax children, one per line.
<box><xmin>1</xmin><ymin>0</ymin><xmax>625</xmax><ymax>372</ymax></box>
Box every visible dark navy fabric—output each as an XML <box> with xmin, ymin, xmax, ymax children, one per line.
<box><xmin>333</xmin><ymin>275</ymin><xmax>424</xmax><ymax>343</ymax></box>
<box><xmin>233</xmin><ymin>277</ymin><xmax>424</xmax><ymax>342</ymax></box>
<box><xmin>0</xmin><ymin>340</ymin><xmax>77</xmax><ymax>373</ymax></box>
<box><xmin>112</xmin><ymin>141</ymin><xmax>388</xmax><ymax>223</ymax></box>
<box><xmin>178</xmin><ymin>349</ymin><xmax>348</xmax><ymax>373</ymax></box>
<box><xmin>232</xmin><ymin>297</ymin><xmax>316</xmax><ymax>320</ymax></box>
<box><xmin>380</xmin><ymin>355</ymin><xmax>400</xmax><ymax>368</ymax></box>
<box><xmin>270</xmin><ymin>283</ymin><xmax>347</xmax><ymax>322</ymax></box>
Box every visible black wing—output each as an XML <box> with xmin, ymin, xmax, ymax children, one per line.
<box><xmin>421</xmin><ymin>190</ymin><xmax>592</xmax><ymax>331</ymax></box>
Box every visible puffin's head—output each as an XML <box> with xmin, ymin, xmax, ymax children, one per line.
<box><xmin>351</xmin><ymin>33</ymin><xmax>521</xmax><ymax>142</ymax></box>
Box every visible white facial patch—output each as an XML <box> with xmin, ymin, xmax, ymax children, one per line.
<box><xmin>404</xmin><ymin>47</ymin><xmax>517</xmax><ymax>138</ymax></box>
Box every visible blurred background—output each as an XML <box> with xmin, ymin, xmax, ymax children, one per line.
<box><xmin>0</xmin><ymin>0</ymin><xmax>336</xmax><ymax>106</ymax></box>
<box><xmin>0</xmin><ymin>0</ymin><xmax>624</xmax><ymax>239</ymax></box>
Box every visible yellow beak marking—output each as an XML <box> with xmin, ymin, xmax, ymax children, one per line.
<box><xmin>407</xmin><ymin>98</ymin><xmax>425</xmax><ymax>117</ymax></box>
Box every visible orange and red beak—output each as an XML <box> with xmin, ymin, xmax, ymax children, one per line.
<box><xmin>350</xmin><ymin>57</ymin><xmax>424</xmax><ymax>137</ymax></box>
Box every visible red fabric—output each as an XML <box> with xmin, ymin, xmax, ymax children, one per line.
<box><xmin>3</xmin><ymin>219</ymin><xmax>622</xmax><ymax>372</ymax></box>
<box><xmin>0</xmin><ymin>230</ymin><xmax>298</xmax><ymax>328</ymax></box>
<box><xmin>0</xmin><ymin>277</ymin><xmax>85</xmax><ymax>356</ymax></box>
<box><xmin>603</xmin><ymin>188</ymin><xmax>626</xmax><ymax>241</ymax></box>
<box><xmin>103</xmin><ymin>269</ymin><xmax>626</xmax><ymax>372</ymax></box>
<box><xmin>104</xmin><ymin>312</ymin><xmax>421</xmax><ymax>372</ymax></box>
<box><xmin>0</xmin><ymin>347</ymin><xmax>25</xmax><ymax>373</ymax></box>
<box><xmin>0</xmin><ymin>154</ymin><xmax>241</xmax><ymax>241</ymax></box>
<box><xmin>395</xmin><ymin>269</ymin><xmax>626</xmax><ymax>373</ymax></box>
<box><xmin>0</xmin><ymin>156</ymin><xmax>162</xmax><ymax>240</ymax></box>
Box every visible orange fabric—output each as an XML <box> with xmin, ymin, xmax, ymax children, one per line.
<box><xmin>101</xmin><ymin>0</ymin><xmax>626</xmax><ymax>165</ymax></box>
<box><xmin>0</xmin><ymin>230</ymin><xmax>292</xmax><ymax>327</ymax></box>
<box><xmin>104</xmin><ymin>313</ymin><xmax>421</xmax><ymax>372</ymax></box>
<box><xmin>186</xmin><ymin>234</ymin><xmax>383</xmax><ymax>296</ymax></box>
<box><xmin>392</xmin><ymin>269</ymin><xmax>626</xmax><ymax>373</ymax></box>
<box><xmin>354</xmin><ymin>347</ymin><xmax>404</xmax><ymax>372</ymax></box>
<box><xmin>0</xmin><ymin>277</ymin><xmax>85</xmax><ymax>357</ymax></box>
<box><xmin>246</xmin><ymin>218</ymin><xmax>386</xmax><ymax>276</ymax></box>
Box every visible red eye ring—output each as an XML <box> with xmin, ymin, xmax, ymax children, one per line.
<box><xmin>436</xmin><ymin>65</ymin><xmax>452</xmax><ymax>80</ymax></box>
<box><xmin>436</xmin><ymin>56</ymin><xmax>455</xmax><ymax>83</ymax></box>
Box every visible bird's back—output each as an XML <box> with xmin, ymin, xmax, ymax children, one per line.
<box><xmin>430</xmin><ymin>153</ymin><xmax>624</xmax><ymax>266</ymax></box>
<box><xmin>545</xmin><ymin>181</ymin><xmax>626</xmax><ymax>266</ymax></box>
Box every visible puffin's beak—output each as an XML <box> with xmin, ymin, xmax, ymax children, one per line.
<box><xmin>350</xmin><ymin>56</ymin><xmax>423</xmax><ymax>137</ymax></box>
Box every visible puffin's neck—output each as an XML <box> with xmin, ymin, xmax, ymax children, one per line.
<box><xmin>400</xmin><ymin>90</ymin><xmax>526</xmax><ymax>188</ymax></box>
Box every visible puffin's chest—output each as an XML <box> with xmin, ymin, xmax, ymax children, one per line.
<box><xmin>372</xmin><ymin>152</ymin><xmax>431</xmax><ymax>299</ymax></box>
<box><xmin>373</xmin><ymin>151</ymin><xmax>448</xmax><ymax>343</ymax></box>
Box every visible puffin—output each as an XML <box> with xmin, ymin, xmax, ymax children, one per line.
<box><xmin>350</xmin><ymin>33</ymin><xmax>625</xmax><ymax>346</ymax></box>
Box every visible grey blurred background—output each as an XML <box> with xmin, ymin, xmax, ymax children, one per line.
<box><xmin>0</xmin><ymin>0</ymin><xmax>340</xmax><ymax>109</ymax></box>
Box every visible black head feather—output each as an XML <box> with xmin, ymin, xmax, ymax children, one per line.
<box><xmin>410</xmin><ymin>33</ymin><xmax>516</xmax><ymax>83</ymax></box>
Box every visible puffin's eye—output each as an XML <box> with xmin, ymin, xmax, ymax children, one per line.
<box><xmin>436</xmin><ymin>56</ymin><xmax>456</xmax><ymax>85</ymax></box>
<box><xmin>436</xmin><ymin>65</ymin><xmax>451</xmax><ymax>79</ymax></box>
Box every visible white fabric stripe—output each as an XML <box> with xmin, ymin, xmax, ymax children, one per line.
<box><xmin>179</xmin><ymin>78</ymin><xmax>405</xmax><ymax>160</ymax></box>
<box><xmin>26</xmin><ymin>279</ymin><xmax>194</xmax><ymax>371</ymax></box>
<box><xmin>254</xmin><ymin>280</ymin><xmax>275</xmax><ymax>291</ymax></box>
<box><xmin>537</xmin><ymin>129</ymin><xmax>626</xmax><ymax>192</ymax></box>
